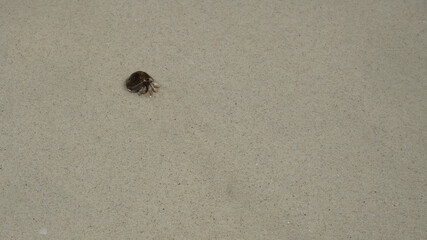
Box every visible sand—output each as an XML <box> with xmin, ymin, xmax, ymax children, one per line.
<box><xmin>1</xmin><ymin>1</ymin><xmax>426</xmax><ymax>239</ymax></box>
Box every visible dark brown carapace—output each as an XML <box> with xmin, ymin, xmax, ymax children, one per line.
<box><xmin>126</xmin><ymin>71</ymin><xmax>160</xmax><ymax>96</ymax></box>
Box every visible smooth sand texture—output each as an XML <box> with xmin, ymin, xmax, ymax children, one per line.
<box><xmin>1</xmin><ymin>1</ymin><xmax>426</xmax><ymax>239</ymax></box>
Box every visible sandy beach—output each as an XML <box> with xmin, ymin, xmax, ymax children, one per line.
<box><xmin>1</xmin><ymin>1</ymin><xmax>426</xmax><ymax>239</ymax></box>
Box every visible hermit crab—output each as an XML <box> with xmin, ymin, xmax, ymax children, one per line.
<box><xmin>125</xmin><ymin>71</ymin><xmax>160</xmax><ymax>96</ymax></box>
